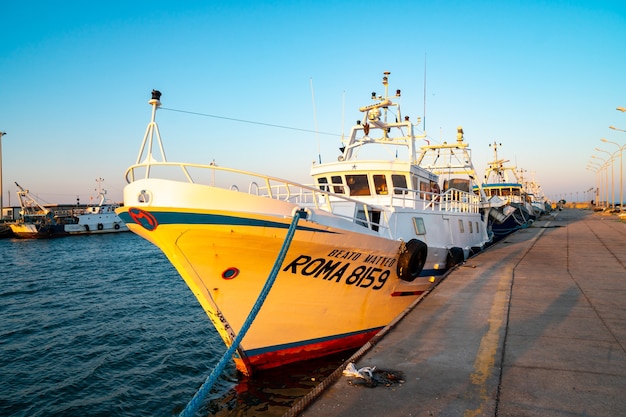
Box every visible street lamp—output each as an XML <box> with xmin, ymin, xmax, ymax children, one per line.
<box><xmin>617</xmin><ymin>107</ymin><xmax>626</xmax><ymax>113</ymax></box>
<box><xmin>601</xmin><ymin>138</ymin><xmax>625</xmax><ymax>212</ymax></box>
<box><xmin>0</xmin><ymin>131</ymin><xmax>6</xmax><ymax>220</ymax></box>
<box><xmin>586</xmin><ymin>166</ymin><xmax>601</xmax><ymax>207</ymax></box>
<box><xmin>610</xmin><ymin>126</ymin><xmax>626</xmax><ymax>133</ymax></box>
<box><xmin>595</xmin><ymin>148</ymin><xmax>616</xmax><ymax>209</ymax></box>
<box><xmin>591</xmin><ymin>155</ymin><xmax>610</xmax><ymax>208</ymax></box>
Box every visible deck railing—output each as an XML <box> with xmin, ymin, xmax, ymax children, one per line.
<box><xmin>125</xmin><ymin>161</ymin><xmax>393</xmax><ymax>237</ymax></box>
<box><xmin>392</xmin><ymin>187</ymin><xmax>483</xmax><ymax>213</ymax></box>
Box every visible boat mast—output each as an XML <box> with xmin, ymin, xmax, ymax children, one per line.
<box><xmin>134</xmin><ymin>90</ymin><xmax>167</xmax><ymax>178</ymax></box>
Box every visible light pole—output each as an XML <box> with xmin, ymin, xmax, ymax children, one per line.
<box><xmin>587</xmin><ymin>162</ymin><xmax>601</xmax><ymax>206</ymax></box>
<box><xmin>601</xmin><ymin>138</ymin><xmax>625</xmax><ymax>212</ymax></box>
<box><xmin>595</xmin><ymin>149</ymin><xmax>615</xmax><ymax>209</ymax></box>
<box><xmin>0</xmin><ymin>131</ymin><xmax>6</xmax><ymax>220</ymax></box>
<box><xmin>591</xmin><ymin>155</ymin><xmax>610</xmax><ymax>208</ymax></box>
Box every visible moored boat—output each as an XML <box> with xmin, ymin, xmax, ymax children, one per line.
<box><xmin>62</xmin><ymin>184</ymin><xmax>129</xmax><ymax>235</ymax></box>
<box><xmin>116</xmin><ymin>75</ymin><xmax>492</xmax><ymax>375</ymax></box>
<box><xmin>9</xmin><ymin>182</ymin><xmax>68</xmax><ymax>239</ymax></box>
<box><xmin>476</xmin><ymin>142</ymin><xmax>535</xmax><ymax>237</ymax></box>
<box><xmin>522</xmin><ymin>174</ymin><xmax>552</xmax><ymax>216</ymax></box>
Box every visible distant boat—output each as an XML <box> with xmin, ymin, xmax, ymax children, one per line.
<box><xmin>522</xmin><ymin>175</ymin><xmax>552</xmax><ymax>216</ymax></box>
<box><xmin>475</xmin><ymin>142</ymin><xmax>535</xmax><ymax>237</ymax></box>
<box><xmin>9</xmin><ymin>182</ymin><xmax>68</xmax><ymax>239</ymax></box>
<box><xmin>116</xmin><ymin>75</ymin><xmax>492</xmax><ymax>375</ymax></box>
<box><xmin>62</xmin><ymin>188</ymin><xmax>129</xmax><ymax>235</ymax></box>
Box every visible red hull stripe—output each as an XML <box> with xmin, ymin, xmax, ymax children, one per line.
<box><xmin>391</xmin><ymin>290</ymin><xmax>425</xmax><ymax>297</ymax></box>
<box><xmin>244</xmin><ymin>328</ymin><xmax>383</xmax><ymax>371</ymax></box>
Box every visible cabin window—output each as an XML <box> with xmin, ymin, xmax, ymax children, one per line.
<box><xmin>458</xmin><ymin>219</ymin><xmax>465</xmax><ymax>233</ymax></box>
<box><xmin>412</xmin><ymin>217</ymin><xmax>426</xmax><ymax>235</ymax></box>
<box><xmin>331</xmin><ymin>176</ymin><xmax>345</xmax><ymax>194</ymax></box>
<box><xmin>475</xmin><ymin>222</ymin><xmax>479</xmax><ymax>233</ymax></box>
<box><xmin>468</xmin><ymin>221</ymin><xmax>473</xmax><ymax>233</ymax></box>
<box><xmin>392</xmin><ymin>174</ymin><xmax>408</xmax><ymax>195</ymax></box>
<box><xmin>317</xmin><ymin>177</ymin><xmax>330</xmax><ymax>192</ymax></box>
<box><xmin>346</xmin><ymin>174</ymin><xmax>370</xmax><ymax>196</ymax></box>
<box><xmin>373</xmin><ymin>175</ymin><xmax>388</xmax><ymax>195</ymax></box>
<box><xmin>356</xmin><ymin>209</ymin><xmax>381</xmax><ymax>231</ymax></box>
<box><xmin>419</xmin><ymin>181</ymin><xmax>430</xmax><ymax>200</ymax></box>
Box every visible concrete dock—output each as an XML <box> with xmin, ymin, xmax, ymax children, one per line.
<box><xmin>286</xmin><ymin>209</ymin><xmax>626</xmax><ymax>417</ymax></box>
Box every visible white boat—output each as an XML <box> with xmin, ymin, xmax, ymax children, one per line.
<box><xmin>522</xmin><ymin>174</ymin><xmax>552</xmax><ymax>215</ymax></box>
<box><xmin>116</xmin><ymin>75</ymin><xmax>492</xmax><ymax>375</ymax></box>
<box><xmin>62</xmin><ymin>187</ymin><xmax>128</xmax><ymax>235</ymax></box>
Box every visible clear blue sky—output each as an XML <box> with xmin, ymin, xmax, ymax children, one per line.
<box><xmin>1</xmin><ymin>0</ymin><xmax>625</xmax><ymax>205</ymax></box>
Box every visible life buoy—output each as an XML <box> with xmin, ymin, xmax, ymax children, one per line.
<box><xmin>114</xmin><ymin>223</ymin><xmax>120</xmax><ymax>230</ymax></box>
<box><xmin>97</xmin><ymin>223</ymin><xmax>104</xmax><ymax>231</ymax></box>
<box><xmin>445</xmin><ymin>247</ymin><xmax>465</xmax><ymax>269</ymax></box>
<box><xmin>396</xmin><ymin>239</ymin><xmax>428</xmax><ymax>282</ymax></box>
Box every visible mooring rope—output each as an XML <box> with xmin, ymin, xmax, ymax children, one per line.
<box><xmin>179</xmin><ymin>209</ymin><xmax>304</xmax><ymax>417</ymax></box>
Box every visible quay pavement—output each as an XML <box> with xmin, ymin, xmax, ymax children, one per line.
<box><xmin>286</xmin><ymin>209</ymin><xmax>626</xmax><ymax>417</ymax></box>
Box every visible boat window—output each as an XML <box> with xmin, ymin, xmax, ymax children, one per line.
<box><xmin>331</xmin><ymin>176</ymin><xmax>345</xmax><ymax>194</ymax></box>
<box><xmin>317</xmin><ymin>177</ymin><xmax>330</xmax><ymax>192</ymax></box>
<box><xmin>392</xmin><ymin>175</ymin><xmax>408</xmax><ymax>195</ymax></box>
<box><xmin>468</xmin><ymin>220</ymin><xmax>473</xmax><ymax>233</ymax></box>
<box><xmin>346</xmin><ymin>174</ymin><xmax>370</xmax><ymax>196</ymax></box>
<box><xmin>356</xmin><ymin>209</ymin><xmax>381</xmax><ymax>231</ymax></box>
<box><xmin>458</xmin><ymin>219</ymin><xmax>465</xmax><ymax>233</ymax></box>
<box><xmin>419</xmin><ymin>181</ymin><xmax>430</xmax><ymax>200</ymax></box>
<box><xmin>475</xmin><ymin>222</ymin><xmax>479</xmax><ymax>233</ymax></box>
<box><xmin>373</xmin><ymin>175</ymin><xmax>388</xmax><ymax>195</ymax></box>
<box><xmin>412</xmin><ymin>217</ymin><xmax>426</xmax><ymax>235</ymax></box>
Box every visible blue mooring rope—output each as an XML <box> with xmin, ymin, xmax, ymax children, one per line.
<box><xmin>179</xmin><ymin>209</ymin><xmax>304</xmax><ymax>417</ymax></box>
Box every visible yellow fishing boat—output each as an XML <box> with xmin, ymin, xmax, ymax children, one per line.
<box><xmin>117</xmin><ymin>74</ymin><xmax>491</xmax><ymax>375</ymax></box>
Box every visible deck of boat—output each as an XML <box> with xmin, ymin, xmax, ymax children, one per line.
<box><xmin>286</xmin><ymin>208</ymin><xmax>626</xmax><ymax>417</ymax></box>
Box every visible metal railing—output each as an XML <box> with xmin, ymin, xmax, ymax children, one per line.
<box><xmin>125</xmin><ymin>161</ymin><xmax>392</xmax><ymax>237</ymax></box>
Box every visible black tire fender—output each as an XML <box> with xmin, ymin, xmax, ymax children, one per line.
<box><xmin>396</xmin><ymin>239</ymin><xmax>428</xmax><ymax>282</ymax></box>
<box><xmin>97</xmin><ymin>223</ymin><xmax>104</xmax><ymax>231</ymax></box>
<box><xmin>445</xmin><ymin>247</ymin><xmax>465</xmax><ymax>269</ymax></box>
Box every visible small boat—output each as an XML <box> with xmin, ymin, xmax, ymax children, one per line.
<box><xmin>477</xmin><ymin>142</ymin><xmax>535</xmax><ymax>237</ymax></box>
<box><xmin>62</xmin><ymin>186</ymin><xmax>129</xmax><ymax>235</ymax></box>
<box><xmin>9</xmin><ymin>182</ymin><xmax>68</xmax><ymax>239</ymax></box>
<box><xmin>116</xmin><ymin>75</ymin><xmax>492</xmax><ymax>375</ymax></box>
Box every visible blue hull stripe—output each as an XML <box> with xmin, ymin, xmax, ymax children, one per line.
<box><xmin>118</xmin><ymin>210</ymin><xmax>333</xmax><ymax>234</ymax></box>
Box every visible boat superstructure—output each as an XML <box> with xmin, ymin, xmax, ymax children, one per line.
<box><xmin>116</xmin><ymin>75</ymin><xmax>491</xmax><ymax>376</ymax></box>
<box><xmin>310</xmin><ymin>73</ymin><xmax>491</xmax><ymax>270</ymax></box>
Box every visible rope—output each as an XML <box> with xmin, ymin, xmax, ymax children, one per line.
<box><xmin>161</xmin><ymin>107</ymin><xmax>339</xmax><ymax>137</ymax></box>
<box><xmin>179</xmin><ymin>209</ymin><xmax>304</xmax><ymax>417</ymax></box>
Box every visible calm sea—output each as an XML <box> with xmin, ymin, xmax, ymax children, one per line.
<box><xmin>0</xmin><ymin>233</ymin><xmax>350</xmax><ymax>417</ymax></box>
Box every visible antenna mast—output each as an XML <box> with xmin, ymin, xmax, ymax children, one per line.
<box><xmin>423</xmin><ymin>53</ymin><xmax>427</xmax><ymax>131</ymax></box>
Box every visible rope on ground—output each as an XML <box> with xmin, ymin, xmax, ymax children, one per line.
<box><xmin>179</xmin><ymin>209</ymin><xmax>305</xmax><ymax>417</ymax></box>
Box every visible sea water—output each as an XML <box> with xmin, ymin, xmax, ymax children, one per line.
<box><xmin>0</xmin><ymin>233</ymin><xmax>349</xmax><ymax>417</ymax></box>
